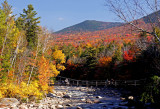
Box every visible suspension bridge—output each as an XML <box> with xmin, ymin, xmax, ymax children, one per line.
<box><xmin>53</xmin><ymin>76</ymin><xmax>146</xmax><ymax>87</ymax></box>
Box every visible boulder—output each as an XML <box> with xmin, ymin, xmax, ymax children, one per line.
<box><xmin>81</xmin><ymin>98</ymin><xmax>85</xmax><ymax>101</ymax></box>
<box><xmin>0</xmin><ymin>104</ymin><xmax>8</xmax><ymax>108</ymax></box>
<box><xmin>19</xmin><ymin>104</ymin><xmax>28</xmax><ymax>109</ymax></box>
<box><xmin>86</xmin><ymin>99</ymin><xmax>93</xmax><ymax>104</ymax></box>
<box><xmin>0</xmin><ymin>98</ymin><xmax>19</xmax><ymax>107</ymax></box>
<box><xmin>62</xmin><ymin>94</ymin><xmax>71</xmax><ymax>98</ymax></box>
<box><xmin>57</xmin><ymin>105</ymin><xmax>63</xmax><ymax>109</ymax></box>
<box><xmin>10</xmin><ymin>106</ymin><xmax>18</xmax><ymax>109</ymax></box>
<box><xmin>47</xmin><ymin>93</ymin><xmax>56</xmax><ymax>98</ymax></box>
<box><xmin>50</xmin><ymin>105</ymin><xmax>56</xmax><ymax>109</ymax></box>
<box><xmin>56</xmin><ymin>92</ymin><xmax>64</xmax><ymax>97</ymax></box>
<box><xmin>120</xmin><ymin>97</ymin><xmax>126</xmax><ymax>100</ymax></box>
<box><xmin>38</xmin><ymin>104</ymin><xmax>44</xmax><ymax>108</ymax></box>
<box><xmin>128</xmin><ymin>96</ymin><xmax>134</xmax><ymax>100</ymax></box>
<box><xmin>96</xmin><ymin>96</ymin><xmax>102</xmax><ymax>99</ymax></box>
<box><xmin>66</xmin><ymin>104</ymin><xmax>72</xmax><ymax>106</ymax></box>
<box><xmin>77</xmin><ymin>106</ymin><xmax>82</xmax><ymax>109</ymax></box>
<box><xmin>93</xmin><ymin>99</ymin><xmax>102</xmax><ymax>103</ymax></box>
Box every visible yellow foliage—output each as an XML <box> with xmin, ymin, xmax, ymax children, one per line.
<box><xmin>52</xmin><ymin>50</ymin><xmax>65</xmax><ymax>64</ymax></box>
<box><xmin>57</xmin><ymin>64</ymin><xmax>66</xmax><ymax>71</ymax></box>
<box><xmin>0</xmin><ymin>91</ymin><xmax>2</xmax><ymax>98</ymax></box>
<box><xmin>18</xmin><ymin>47</ymin><xmax>25</xmax><ymax>53</ymax></box>
<box><xmin>0</xmin><ymin>81</ymin><xmax>43</xmax><ymax>99</ymax></box>
<box><xmin>40</xmin><ymin>84</ymin><xmax>49</xmax><ymax>93</ymax></box>
<box><xmin>50</xmin><ymin>63</ymin><xmax>60</xmax><ymax>76</ymax></box>
<box><xmin>20</xmin><ymin>81</ymin><xmax>43</xmax><ymax>98</ymax></box>
<box><xmin>86</xmin><ymin>43</ymin><xmax>92</xmax><ymax>48</ymax></box>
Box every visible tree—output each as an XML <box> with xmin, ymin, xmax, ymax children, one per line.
<box><xmin>113</xmin><ymin>45</ymin><xmax>123</xmax><ymax>62</ymax></box>
<box><xmin>106</xmin><ymin>0</ymin><xmax>160</xmax><ymax>43</ymax></box>
<box><xmin>0</xmin><ymin>1</ymin><xmax>20</xmax><ymax>81</ymax></box>
<box><xmin>52</xmin><ymin>50</ymin><xmax>66</xmax><ymax>64</ymax></box>
<box><xmin>16</xmin><ymin>4</ymin><xmax>40</xmax><ymax>49</ymax></box>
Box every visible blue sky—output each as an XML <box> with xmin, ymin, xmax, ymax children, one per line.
<box><xmin>3</xmin><ymin>0</ymin><xmax>120</xmax><ymax>31</ymax></box>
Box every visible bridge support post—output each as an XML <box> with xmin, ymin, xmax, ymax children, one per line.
<box><xmin>59</xmin><ymin>77</ymin><xmax>61</xmax><ymax>86</ymax></box>
<box><xmin>134</xmin><ymin>80</ymin><xmax>137</xmax><ymax>86</ymax></box>
<box><xmin>86</xmin><ymin>81</ymin><xmax>89</xmax><ymax>87</ymax></box>
<box><xmin>96</xmin><ymin>81</ymin><xmax>98</xmax><ymax>87</ymax></box>
<box><xmin>115</xmin><ymin>81</ymin><xmax>117</xmax><ymax>87</ymax></box>
<box><xmin>77</xmin><ymin>80</ymin><xmax>79</xmax><ymax>86</ymax></box>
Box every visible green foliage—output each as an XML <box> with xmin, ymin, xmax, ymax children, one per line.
<box><xmin>154</xmin><ymin>27</ymin><xmax>160</xmax><ymax>43</ymax></box>
<box><xmin>113</xmin><ymin>46</ymin><xmax>123</xmax><ymax>62</ymax></box>
<box><xmin>62</xmin><ymin>44</ymin><xmax>76</xmax><ymax>61</ymax></box>
<box><xmin>1</xmin><ymin>0</ymin><xmax>12</xmax><ymax>17</ymax></box>
<box><xmin>17</xmin><ymin>4</ymin><xmax>40</xmax><ymax>49</ymax></box>
<box><xmin>0</xmin><ymin>1</ymin><xmax>20</xmax><ymax>77</ymax></box>
<box><xmin>0</xmin><ymin>9</ymin><xmax>6</xmax><ymax>48</ymax></box>
<box><xmin>141</xmin><ymin>75</ymin><xmax>160</xmax><ymax>103</ymax></box>
<box><xmin>139</xmin><ymin>31</ymin><xmax>147</xmax><ymax>37</ymax></box>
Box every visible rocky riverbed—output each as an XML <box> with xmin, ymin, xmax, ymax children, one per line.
<box><xmin>51</xmin><ymin>86</ymin><xmax>134</xmax><ymax>109</ymax></box>
<box><xmin>0</xmin><ymin>86</ymin><xmax>135</xmax><ymax>109</ymax></box>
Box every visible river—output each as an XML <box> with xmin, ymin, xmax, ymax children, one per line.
<box><xmin>53</xmin><ymin>86</ymin><xmax>135</xmax><ymax>109</ymax></box>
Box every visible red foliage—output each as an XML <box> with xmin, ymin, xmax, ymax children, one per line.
<box><xmin>147</xmin><ymin>36</ymin><xmax>153</xmax><ymax>42</ymax></box>
<box><xmin>123</xmin><ymin>50</ymin><xmax>134</xmax><ymax>61</ymax></box>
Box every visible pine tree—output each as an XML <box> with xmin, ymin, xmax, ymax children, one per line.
<box><xmin>16</xmin><ymin>4</ymin><xmax>40</xmax><ymax>49</ymax></box>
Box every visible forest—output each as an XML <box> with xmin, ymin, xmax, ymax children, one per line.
<box><xmin>0</xmin><ymin>0</ymin><xmax>160</xmax><ymax>105</ymax></box>
<box><xmin>0</xmin><ymin>1</ymin><xmax>65</xmax><ymax>101</ymax></box>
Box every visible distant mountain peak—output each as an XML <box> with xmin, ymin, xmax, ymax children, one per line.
<box><xmin>56</xmin><ymin>20</ymin><xmax>123</xmax><ymax>34</ymax></box>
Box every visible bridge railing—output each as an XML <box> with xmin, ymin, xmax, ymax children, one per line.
<box><xmin>53</xmin><ymin>76</ymin><xmax>146</xmax><ymax>87</ymax></box>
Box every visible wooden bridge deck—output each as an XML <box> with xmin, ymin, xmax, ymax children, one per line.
<box><xmin>53</xmin><ymin>76</ymin><xmax>146</xmax><ymax>87</ymax></box>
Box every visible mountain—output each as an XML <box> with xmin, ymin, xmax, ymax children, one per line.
<box><xmin>56</xmin><ymin>10</ymin><xmax>160</xmax><ymax>35</ymax></box>
<box><xmin>51</xmin><ymin>11</ymin><xmax>160</xmax><ymax>46</ymax></box>
<box><xmin>56</xmin><ymin>20</ymin><xmax>123</xmax><ymax>34</ymax></box>
<box><xmin>142</xmin><ymin>10</ymin><xmax>160</xmax><ymax>24</ymax></box>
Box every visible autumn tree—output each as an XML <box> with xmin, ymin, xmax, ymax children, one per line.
<box><xmin>123</xmin><ymin>50</ymin><xmax>134</xmax><ymax>61</ymax></box>
<box><xmin>113</xmin><ymin>45</ymin><xmax>123</xmax><ymax>62</ymax></box>
<box><xmin>0</xmin><ymin>1</ymin><xmax>68</xmax><ymax>100</ymax></box>
<box><xmin>0</xmin><ymin>1</ymin><xmax>20</xmax><ymax>82</ymax></box>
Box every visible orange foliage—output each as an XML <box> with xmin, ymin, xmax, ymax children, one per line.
<box><xmin>99</xmin><ymin>57</ymin><xmax>112</xmax><ymax>66</ymax></box>
<box><xmin>38</xmin><ymin>56</ymin><xmax>50</xmax><ymax>85</ymax></box>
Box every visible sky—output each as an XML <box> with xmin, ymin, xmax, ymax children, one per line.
<box><xmin>2</xmin><ymin>0</ymin><xmax>120</xmax><ymax>32</ymax></box>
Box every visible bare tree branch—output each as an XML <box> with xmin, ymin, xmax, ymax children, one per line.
<box><xmin>106</xmin><ymin>0</ymin><xmax>160</xmax><ymax>43</ymax></box>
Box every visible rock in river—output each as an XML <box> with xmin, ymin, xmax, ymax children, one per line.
<box><xmin>47</xmin><ymin>93</ymin><xmax>56</xmax><ymax>98</ymax></box>
<box><xmin>63</xmin><ymin>94</ymin><xmax>71</xmax><ymax>98</ymax></box>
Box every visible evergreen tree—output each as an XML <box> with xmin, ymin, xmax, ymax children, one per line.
<box><xmin>16</xmin><ymin>4</ymin><xmax>40</xmax><ymax>49</ymax></box>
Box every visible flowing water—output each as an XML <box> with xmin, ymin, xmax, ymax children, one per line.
<box><xmin>54</xmin><ymin>86</ymin><xmax>134</xmax><ymax>109</ymax></box>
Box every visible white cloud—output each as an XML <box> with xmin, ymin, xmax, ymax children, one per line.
<box><xmin>58</xmin><ymin>17</ymin><xmax>64</xmax><ymax>21</ymax></box>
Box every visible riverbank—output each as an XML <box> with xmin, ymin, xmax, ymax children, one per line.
<box><xmin>0</xmin><ymin>85</ymin><xmax>136</xmax><ymax>109</ymax></box>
